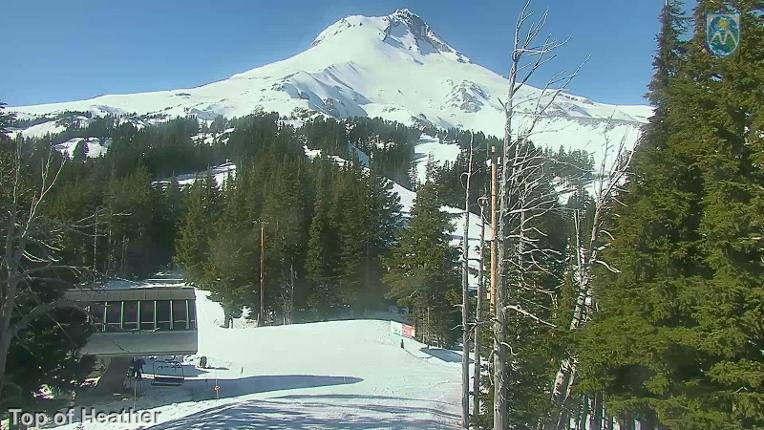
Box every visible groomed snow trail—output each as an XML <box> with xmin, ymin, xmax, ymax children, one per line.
<box><xmin>55</xmin><ymin>290</ymin><xmax>462</xmax><ymax>429</ymax></box>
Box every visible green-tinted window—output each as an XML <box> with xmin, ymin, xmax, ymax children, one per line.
<box><xmin>123</xmin><ymin>301</ymin><xmax>139</xmax><ymax>330</ymax></box>
<box><xmin>156</xmin><ymin>300</ymin><xmax>171</xmax><ymax>331</ymax></box>
<box><xmin>140</xmin><ymin>301</ymin><xmax>155</xmax><ymax>331</ymax></box>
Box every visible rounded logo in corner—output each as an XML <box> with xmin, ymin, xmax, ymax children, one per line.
<box><xmin>706</xmin><ymin>12</ymin><xmax>741</xmax><ymax>58</ymax></box>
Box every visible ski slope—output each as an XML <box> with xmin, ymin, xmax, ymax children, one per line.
<box><xmin>306</xmin><ymin>136</ymin><xmax>488</xmax><ymax>289</ymax></box>
<box><xmin>412</xmin><ymin>134</ymin><xmax>461</xmax><ymax>184</ymax></box>
<box><xmin>53</xmin><ymin>290</ymin><xmax>463</xmax><ymax>429</ymax></box>
<box><xmin>152</xmin><ymin>162</ymin><xmax>236</xmax><ymax>189</ymax></box>
<box><xmin>54</xmin><ymin>137</ymin><xmax>109</xmax><ymax>159</ymax></box>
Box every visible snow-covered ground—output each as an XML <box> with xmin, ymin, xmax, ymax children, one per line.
<box><xmin>306</xmin><ymin>134</ymin><xmax>488</xmax><ymax>289</ymax></box>
<box><xmin>412</xmin><ymin>134</ymin><xmax>461</xmax><ymax>184</ymax></box>
<box><xmin>191</xmin><ymin>127</ymin><xmax>236</xmax><ymax>145</ymax></box>
<box><xmin>54</xmin><ymin>137</ymin><xmax>109</xmax><ymax>159</ymax></box>
<box><xmin>153</xmin><ymin>162</ymin><xmax>237</xmax><ymax>189</ymax></box>
<box><xmin>53</xmin><ymin>290</ymin><xmax>462</xmax><ymax>429</ymax></box>
<box><xmin>9</xmin><ymin>120</ymin><xmax>66</xmax><ymax>140</ymax></box>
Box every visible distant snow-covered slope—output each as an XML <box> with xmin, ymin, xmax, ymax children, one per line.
<box><xmin>54</xmin><ymin>137</ymin><xmax>109</xmax><ymax>159</ymax></box>
<box><xmin>10</xmin><ymin>9</ymin><xmax>650</xmax><ymax>163</ymax></box>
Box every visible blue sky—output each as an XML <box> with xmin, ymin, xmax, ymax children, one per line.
<box><xmin>2</xmin><ymin>1</ymin><xmax>673</xmax><ymax>107</ymax></box>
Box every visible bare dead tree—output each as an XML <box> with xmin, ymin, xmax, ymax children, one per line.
<box><xmin>460</xmin><ymin>133</ymin><xmax>476</xmax><ymax>428</ymax></box>
<box><xmin>474</xmin><ymin>195</ymin><xmax>488</xmax><ymax>419</ymax></box>
<box><xmin>493</xmin><ymin>1</ymin><xmax>580</xmax><ymax>428</ymax></box>
<box><xmin>546</xmin><ymin>122</ymin><xmax>638</xmax><ymax>430</ymax></box>
<box><xmin>0</xmin><ymin>143</ymin><xmax>98</xmax><ymax>395</ymax></box>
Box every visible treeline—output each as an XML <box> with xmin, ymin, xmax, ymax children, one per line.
<box><xmin>8</xmin><ymin>112</ymin><xmax>426</xmax><ymax>281</ymax></box>
<box><xmin>574</xmin><ymin>1</ymin><xmax>764</xmax><ymax>428</ymax></box>
<box><xmin>174</xmin><ymin>150</ymin><xmax>406</xmax><ymax>326</ymax></box>
<box><xmin>470</xmin><ymin>1</ymin><xmax>764</xmax><ymax>429</ymax></box>
<box><xmin>470</xmin><ymin>141</ymin><xmax>596</xmax><ymax>430</ymax></box>
<box><xmin>1</xmin><ymin>109</ymin><xmax>443</xmax><ymax>408</ymax></box>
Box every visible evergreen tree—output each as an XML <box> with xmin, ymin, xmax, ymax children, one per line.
<box><xmin>104</xmin><ymin>164</ymin><xmax>164</xmax><ymax>277</ymax></box>
<box><xmin>0</xmin><ymin>103</ymin><xmax>11</xmax><ymax>139</ymax></box>
<box><xmin>384</xmin><ymin>179</ymin><xmax>460</xmax><ymax>347</ymax></box>
<box><xmin>174</xmin><ymin>172</ymin><xmax>220</xmax><ymax>283</ymax></box>
<box><xmin>206</xmin><ymin>171</ymin><xmax>257</xmax><ymax>326</ymax></box>
<box><xmin>362</xmin><ymin>169</ymin><xmax>403</xmax><ymax>308</ymax></box>
<box><xmin>305</xmin><ymin>167</ymin><xmax>340</xmax><ymax>319</ymax></box>
<box><xmin>648</xmin><ymin>0</ymin><xmax>687</xmax><ymax>107</ymax></box>
<box><xmin>2</xmin><ymin>279</ymin><xmax>93</xmax><ymax>410</ymax></box>
<box><xmin>72</xmin><ymin>139</ymin><xmax>88</xmax><ymax>162</ymax></box>
<box><xmin>578</xmin><ymin>2</ymin><xmax>764</xmax><ymax>428</ymax></box>
<box><xmin>260</xmin><ymin>157</ymin><xmax>310</xmax><ymax>323</ymax></box>
<box><xmin>161</xmin><ymin>176</ymin><xmax>185</xmax><ymax>260</ymax></box>
<box><xmin>0</xmin><ymin>125</ymin><xmax>94</xmax><ymax>410</ymax></box>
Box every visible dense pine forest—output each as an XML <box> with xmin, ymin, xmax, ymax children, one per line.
<box><xmin>0</xmin><ymin>0</ymin><xmax>761</xmax><ymax>428</ymax></box>
<box><xmin>0</xmin><ymin>102</ymin><xmax>591</xmax><ymax>410</ymax></box>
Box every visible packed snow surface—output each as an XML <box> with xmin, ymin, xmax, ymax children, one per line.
<box><xmin>54</xmin><ymin>137</ymin><xmax>109</xmax><ymax>159</ymax></box>
<box><xmin>10</xmin><ymin>120</ymin><xmax>66</xmax><ymax>139</ymax></box>
<box><xmin>413</xmin><ymin>134</ymin><xmax>461</xmax><ymax>184</ymax></box>
<box><xmin>52</xmin><ymin>290</ymin><xmax>462</xmax><ymax>429</ymax></box>
<box><xmin>10</xmin><ymin>9</ymin><xmax>651</xmax><ymax>166</ymax></box>
<box><xmin>153</xmin><ymin>162</ymin><xmax>236</xmax><ymax>189</ymax></box>
<box><xmin>305</xmin><ymin>137</ymin><xmax>488</xmax><ymax>289</ymax></box>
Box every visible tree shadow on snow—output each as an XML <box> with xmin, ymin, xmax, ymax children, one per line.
<box><xmin>173</xmin><ymin>374</ymin><xmax>363</xmax><ymax>404</ymax></box>
<box><xmin>84</xmin><ymin>374</ymin><xmax>362</xmax><ymax>413</ymax></box>
<box><xmin>149</xmin><ymin>393</ymin><xmax>459</xmax><ymax>430</ymax></box>
<box><xmin>419</xmin><ymin>347</ymin><xmax>471</xmax><ymax>364</ymax></box>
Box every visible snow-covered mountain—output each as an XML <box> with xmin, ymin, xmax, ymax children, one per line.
<box><xmin>10</xmin><ymin>9</ymin><xmax>651</xmax><ymax>160</ymax></box>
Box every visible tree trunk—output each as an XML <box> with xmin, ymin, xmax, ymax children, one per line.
<box><xmin>0</xmin><ymin>210</ymin><xmax>20</xmax><ymax>396</ymax></box>
<box><xmin>639</xmin><ymin>411</ymin><xmax>661</xmax><ymax>430</ymax></box>
<box><xmin>493</xmin><ymin>287</ymin><xmax>508</xmax><ymax>430</ymax></box>
<box><xmin>551</xmin><ymin>211</ymin><xmax>590</xmax><ymax>427</ymax></box>
<box><xmin>473</xmin><ymin>200</ymin><xmax>486</xmax><ymax>419</ymax></box>
<box><xmin>495</xmin><ymin>40</ymin><xmax>518</xmax><ymax>430</ymax></box>
<box><xmin>0</xmin><ymin>297</ymin><xmax>15</xmax><ymax>396</ymax></box>
<box><xmin>618</xmin><ymin>413</ymin><xmax>634</xmax><ymax>430</ymax></box>
<box><xmin>576</xmin><ymin>397</ymin><xmax>587</xmax><ymax>430</ymax></box>
<box><xmin>590</xmin><ymin>392</ymin><xmax>603</xmax><ymax>430</ymax></box>
<box><xmin>556</xmin><ymin>408</ymin><xmax>570</xmax><ymax>430</ymax></box>
<box><xmin>461</xmin><ymin>136</ymin><xmax>473</xmax><ymax>428</ymax></box>
<box><xmin>602</xmin><ymin>400</ymin><xmax>612</xmax><ymax>430</ymax></box>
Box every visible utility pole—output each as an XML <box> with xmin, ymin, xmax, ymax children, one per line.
<box><xmin>259</xmin><ymin>221</ymin><xmax>266</xmax><ymax>327</ymax></box>
<box><xmin>490</xmin><ymin>145</ymin><xmax>498</xmax><ymax>307</ymax></box>
<box><xmin>461</xmin><ymin>134</ymin><xmax>474</xmax><ymax>429</ymax></box>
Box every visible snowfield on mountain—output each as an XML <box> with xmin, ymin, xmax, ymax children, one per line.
<box><xmin>9</xmin><ymin>9</ymin><xmax>651</xmax><ymax>166</ymax></box>
<box><xmin>52</xmin><ymin>290</ymin><xmax>463</xmax><ymax>430</ymax></box>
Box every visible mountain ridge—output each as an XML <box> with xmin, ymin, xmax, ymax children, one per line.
<box><xmin>9</xmin><ymin>9</ymin><xmax>651</xmax><ymax>162</ymax></box>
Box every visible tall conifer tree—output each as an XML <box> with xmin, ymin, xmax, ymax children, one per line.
<box><xmin>579</xmin><ymin>2</ymin><xmax>763</xmax><ymax>428</ymax></box>
<box><xmin>384</xmin><ymin>179</ymin><xmax>460</xmax><ymax>346</ymax></box>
